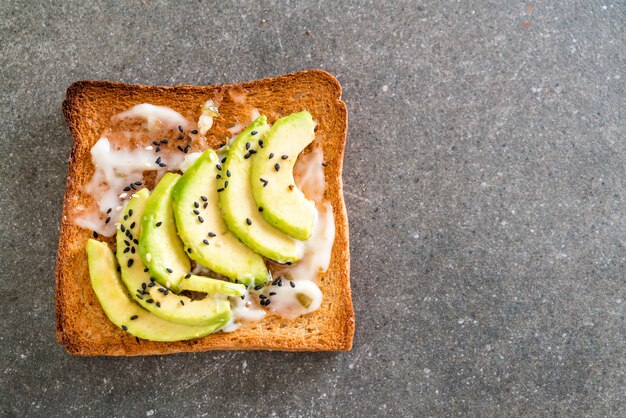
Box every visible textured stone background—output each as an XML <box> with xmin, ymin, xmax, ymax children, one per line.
<box><xmin>1</xmin><ymin>0</ymin><xmax>624</xmax><ymax>416</ymax></box>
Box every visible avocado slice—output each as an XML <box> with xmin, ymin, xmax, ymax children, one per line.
<box><xmin>117</xmin><ymin>189</ymin><xmax>234</xmax><ymax>326</ymax></box>
<box><xmin>171</xmin><ymin>149</ymin><xmax>269</xmax><ymax>286</ymax></box>
<box><xmin>250</xmin><ymin>111</ymin><xmax>317</xmax><ymax>240</ymax></box>
<box><xmin>139</xmin><ymin>172</ymin><xmax>190</xmax><ymax>291</ymax></box>
<box><xmin>179</xmin><ymin>275</ymin><xmax>246</xmax><ymax>296</ymax></box>
<box><xmin>86</xmin><ymin>239</ymin><xmax>229</xmax><ymax>341</ymax></box>
<box><xmin>220</xmin><ymin>116</ymin><xmax>302</xmax><ymax>263</ymax></box>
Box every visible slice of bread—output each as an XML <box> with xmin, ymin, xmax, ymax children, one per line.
<box><xmin>56</xmin><ymin>70</ymin><xmax>354</xmax><ymax>355</ymax></box>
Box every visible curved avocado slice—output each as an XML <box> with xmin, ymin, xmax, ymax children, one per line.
<box><xmin>220</xmin><ymin>116</ymin><xmax>301</xmax><ymax>263</ymax></box>
<box><xmin>117</xmin><ymin>189</ymin><xmax>233</xmax><ymax>326</ymax></box>
<box><xmin>179</xmin><ymin>275</ymin><xmax>246</xmax><ymax>296</ymax></box>
<box><xmin>139</xmin><ymin>172</ymin><xmax>190</xmax><ymax>291</ymax></box>
<box><xmin>171</xmin><ymin>149</ymin><xmax>269</xmax><ymax>286</ymax></box>
<box><xmin>250</xmin><ymin>111</ymin><xmax>317</xmax><ymax>240</ymax></box>
<box><xmin>86</xmin><ymin>239</ymin><xmax>229</xmax><ymax>341</ymax></box>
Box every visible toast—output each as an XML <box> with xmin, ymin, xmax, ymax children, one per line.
<box><xmin>56</xmin><ymin>69</ymin><xmax>354</xmax><ymax>355</ymax></box>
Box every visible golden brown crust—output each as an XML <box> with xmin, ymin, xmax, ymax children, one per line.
<box><xmin>55</xmin><ymin>70</ymin><xmax>354</xmax><ymax>355</ymax></box>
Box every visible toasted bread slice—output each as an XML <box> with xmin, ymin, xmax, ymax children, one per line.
<box><xmin>56</xmin><ymin>70</ymin><xmax>354</xmax><ymax>355</ymax></box>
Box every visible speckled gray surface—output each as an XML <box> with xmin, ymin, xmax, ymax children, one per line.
<box><xmin>1</xmin><ymin>0</ymin><xmax>624</xmax><ymax>416</ymax></box>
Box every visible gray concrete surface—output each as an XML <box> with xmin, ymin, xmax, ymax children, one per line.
<box><xmin>1</xmin><ymin>0</ymin><xmax>624</xmax><ymax>416</ymax></box>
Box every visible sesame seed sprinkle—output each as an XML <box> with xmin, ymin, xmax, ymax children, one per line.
<box><xmin>178</xmin><ymin>125</ymin><xmax>184</xmax><ymax>133</ymax></box>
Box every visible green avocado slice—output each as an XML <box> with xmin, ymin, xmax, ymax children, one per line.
<box><xmin>250</xmin><ymin>111</ymin><xmax>317</xmax><ymax>240</ymax></box>
<box><xmin>116</xmin><ymin>189</ymin><xmax>234</xmax><ymax>326</ymax></box>
<box><xmin>179</xmin><ymin>275</ymin><xmax>246</xmax><ymax>296</ymax></box>
<box><xmin>86</xmin><ymin>239</ymin><xmax>230</xmax><ymax>341</ymax></box>
<box><xmin>139</xmin><ymin>172</ymin><xmax>190</xmax><ymax>291</ymax></box>
<box><xmin>220</xmin><ymin>116</ymin><xmax>301</xmax><ymax>263</ymax></box>
<box><xmin>171</xmin><ymin>149</ymin><xmax>269</xmax><ymax>286</ymax></box>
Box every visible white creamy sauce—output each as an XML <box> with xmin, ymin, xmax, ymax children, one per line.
<box><xmin>221</xmin><ymin>291</ymin><xmax>267</xmax><ymax>333</ymax></box>
<box><xmin>72</xmin><ymin>104</ymin><xmax>199</xmax><ymax>236</ymax></box>
<box><xmin>259</xmin><ymin>146</ymin><xmax>335</xmax><ymax>320</ymax></box>
<box><xmin>114</xmin><ymin>103</ymin><xmax>191</xmax><ymax>131</ymax></box>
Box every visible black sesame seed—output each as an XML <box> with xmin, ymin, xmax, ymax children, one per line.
<box><xmin>130</xmin><ymin>183</ymin><xmax>138</xmax><ymax>190</ymax></box>
<box><xmin>150</xmin><ymin>277</ymin><xmax>155</xmax><ymax>282</ymax></box>
<box><xmin>275</xmin><ymin>163</ymin><xmax>280</xmax><ymax>171</ymax></box>
<box><xmin>193</xmin><ymin>209</ymin><xmax>200</xmax><ymax>215</ymax></box>
<box><xmin>203</xmin><ymin>202</ymin><xmax>208</xmax><ymax>209</ymax></box>
<box><xmin>282</xmin><ymin>155</ymin><xmax>288</xmax><ymax>160</ymax></box>
<box><xmin>269</xmin><ymin>153</ymin><xmax>274</xmax><ymax>159</ymax></box>
<box><xmin>241</xmin><ymin>295</ymin><xmax>245</xmax><ymax>300</ymax></box>
<box><xmin>288</xmin><ymin>185</ymin><xmax>294</xmax><ymax>191</ymax></box>
<box><xmin>226</xmin><ymin>170</ymin><xmax>231</xmax><ymax>177</ymax></box>
<box><xmin>286</xmin><ymin>261</ymin><xmax>292</xmax><ymax>265</ymax></box>
<box><xmin>198</xmin><ymin>216</ymin><xmax>204</xmax><ymax>223</ymax></box>
<box><xmin>224</xmin><ymin>181</ymin><xmax>229</xmax><ymax>188</ymax></box>
<box><xmin>105</xmin><ymin>217</ymin><xmax>111</xmax><ymax>224</ymax></box>
<box><xmin>184</xmin><ymin>145</ymin><xmax>190</xmax><ymax>153</ymax></box>
<box><xmin>260</xmin><ymin>178</ymin><xmax>268</xmax><ymax>187</ymax></box>
<box><xmin>178</xmin><ymin>125</ymin><xmax>184</xmax><ymax>133</ymax></box>
<box><xmin>177</xmin><ymin>145</ymin><xmax>184</xmax><ymax>152</ymax></box>
<box><xmin>217</xmin><ymin>188</ymin><xmax>224</xmax><ymax>192</ymax></box>
<box><xmin>123</xmin><ymin>247</ymin><xmax>130</xmax><ymax>254</ymax></box>
<box><xmin>144</xmin><ymin>268</ymin><xmax>149</xmax><ymax>272</ymax></box>
<box><xmin>106</xmin><ymin>208</ymin><xmax>112</xmax><ymax>214</ymax></box>
<box><xmin>123</xmin><ymin>186</ymin><xmax>131</xmax><ymax>192</ymax></box>
<box><xmin>152</xmin><ymin>141</ymin><xmax>159</xmax><ymax>146</ymax></box>
<box><xmin>124</xmin><ymin>215</ymin><xmax>128</xmax><ymax>221</ymax></box>
<box><xmin>131</xmin><ymin>247</ymin><xmax>136</xmax><ymax>254</ymax></box>
<box><xmin>159</xmin><ymin>162</ymin><xmax>167</xmax><ymax>167</ymax></box>
<box><xmin>322</xmin><ymin>162</ymin><xmax>328</xmax><ymax>167</ymax></box>
<box><xmin>160</xmin><ymin>139</ymin><xmax>168</xmax><ymax>144</ymax></box>
<box><xmin>251</xmin><ymin>130</ymin><xmax>258</xmax><ymax>135</ymax></box>
<box><xmin>122</xmin><ymin>325</ymin><xmax>128</xmax><ymax>331</ymax></box>
<box><xmin>249</xmin><ymin>149</ymin><xmax>257</xmax><ymax>155</ymax></box>
<box><xmin>254</xmin><ymin>285</ymin><xmax>262</xmax><ymax>290</ymax></box>
<box><xmin>128</xmin><ymin>209</ymin><xmax>133</xmax><ymax>217</ymax></box>
<box><xmin>201</xmin><ymin>195</ymin><xmax>208</xmax><ymax>201</ymax></box>
<box><xmin>155</xmin><ymin>146</ymin><xmax>161</xmax><ymax>153</ymax></box>
<box><xmin>277</xmin><ymin>279</ymin><xmax>283</xmax><ymax>286</ymax></box>
<box><xmin>124</xmin><ymin>240</ymin><xmax>130</xmax><ymax>246</ymax></box>
<box><xmin>221</xmin><ymin>157</ymin><xmax>227</xmax><ymax>163</ymax></box>
<box><xmin>187</xmin><ymin>248</ymin><xmax>192</xmax><ymax>254</ymax></box>
<box><xmin>246</xmin><ymin>218</ymin><xmax>252</xmax><ymax>225</ymax></box>
<box><xmin>191</xmin><ymin>130</ymin><xmax>198</xmax><ymax>134</ymax></box>
<box><xmin>130</xmin><ymin>315</ymin><xmax>138</xmax><ymax>320</ymax></box>
<box><xmin>244</xmin><ymin>153</ymin><xmax>251</xmax><ymax>159</ymax></box>
<box><xmin>133</xmin><ymin>239</ymin><xmax>138</xmax><ymax>244</ymax></box>
<box><xmin>265</xmin><ymin>299</ymin><xmax>271</xmax><ymax>306</ymax></box>
<box><xmin>185</xmin><ymin>273</ymin><xmax>191</xmax><ymax>279</ymax></box>
<box><xmin>158</xmin><ymin>288</ymin><xmax>165</xmax><ymax>293</ymax></box>
<box><xmin>141</xmin><ymin>283</ymin><xmax>147</xmax><ymax>290</ymax></box>
<box><xmin>216</xmin><ymin>174</ymin><xmax>222</xmax><ymax>179</ymax></box>
<box><xmin>166</xmin><ymin>268</ymin><xmax>173</xmax><ymax>273</ymax></box>
<box><xmin>127</xmin><ymin>259</ymin><xmax>134</xmax><ymax>268</ymax></box>
<box><xmin>194</xmin><ymin>201</ymin><xmax>199</xmax><ymax>208</ymax></box>
<box><xmin>216</xmin><ymin>164</ymin><xmax>222</xmax><ymax>170</ymax></box>
<box><xmin>148</xmin><ymin>282</ymin><xmax>155</xmax><ymax>287</ymax></box>
<box><xmin>156</xmin><ymin>222</ymin><xmax>162</xmax><ymax>227</ymax></box>
<box><xmin>269</xmin><ymin>292</ymin><xmax>276</xmax><ymax>296</ymax></box>
<box><xmin>245</xmin><ymin>142</ymin><xmax>250</xmax><ymax>150</ymax></box>
<box><xmin>155</xmin><ymin>156</ymin><xmax>162</xmax><ymax>164</ymax></box>
<box><xmin>156</xmin><ymin>301</ymin><xmax>161</xmax><ymax>308</ymax></box>
<box><xmin>258</xmin><ymin>139</ymin><xmax>264</xmax><ymax>148</ymax></box>
<box><xmin>120</xmin><ymin>225</ymin><xmax>125</xmax><ymax>232</ymax></box>
<box><xmin>135</xmin><ymin>293</ymin><xmax>143</xmax><ymax>299</ymax></box>
<box><xmin>146</xmin><ymin>299</ymin><xmax>154</xmax><ymax>304</ymax></box>
<box><xmin>178</xmin><ymin>135</ymin><xmax>184</xmax><ymax>140</ymax></box>
<box><xmin>136</xmin><ymin>337</ymin><xmax>140</xmax><ymax>343</ymax></box>
<box><xmin>164</xmin><ymin>289</ymin><xmax>169</xmax><ymax>295</ymax></box>
<box><xmin>290</xmin><ymin>281</ymin><xmax>295</xmax><ymax>288</ymax></box>
<box><xmin>202</xmin><ymin>239</ymin><xmax>209</xmax><ymax>245</ymax></box>
<box><xmin>259</xmin><ymin>294</ymin><xmax>267</xmax><ymax>299</ymax></box>
<box><xmin>180</xmin><ymin>300</ymin><xmax>185</xmax><ymax>305</ymax></box>
<box><xmin>208</xmin><ymin>232</ymin><xmax>216</xmax><ymax>237</ymax></box>
<box><xmin>130</xmin><ymin>222</ymin><xmax>135</xmax><ymax>229</ymax></box>
<box><xmin>258</xmin><ymin>207</ymin><xmax>264</xmax><ymax>212</ymax></box>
